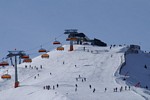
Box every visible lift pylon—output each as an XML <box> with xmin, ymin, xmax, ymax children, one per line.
<box><xmin>64</xmin><ymin>29</ymin><xmax>78</xmax><ymax>51</ymax></box>
<box><xmin>7</xmin><ymin>50</ymin><xmax>27</xmax><ymax>88</ymax></box>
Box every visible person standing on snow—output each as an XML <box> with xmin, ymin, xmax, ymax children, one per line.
<box><xmin>120</xmin><ymin>86</ymin><xmax>123</xmax><ymax>92</ymax></box>
<box><xmin>83</xmin><ymin>47</ymin><xmax>85</xmax><ymax>51</ymax></box>
<box><xmin>89</xmin><ymin>85</ymin><xmax>92</xmax><ymax>89</ymax></box>
<box><xmin>75</xmin><ymin>65</ymin><xmax>77</xmax><ymax>67</ymax></box>
<box><xmin>129</xmin><ymin>86</ymin><xmax>131</xmax><ymax>90</ymax></box>
<box><xmin>56</xmin><ymin>84</ymin><xmax>59</xmax><ymax>88</ymax></box>
<box><xmin>43</xmin><ymin>86</ymin><xmax>45</xmax><ymax>90</ymax></box>
<box><xmin>40</xmin><ymin>65</ymin><xmax>43</xmax><ymax>69</ymax></box>
<box><xmin>116</xmin><ymin>87</ymin><xmax>117</xmax><ymax>92</ymax></box>
<box><xmin>105</xmin><ymin>88</ymin><xmax>107</xmax><ymax>92</ymax></box>
<box><xmin>75</xmin><ymin>84</ymin><xmax>78</xmax><ymax>87</ymax></box>
<box><xmin>53</xmin><ymin>85</ymin><xmax>55</xmax><ymax>90</ymax></box>
<box><xmin>93</xmin><ymin>88</ymin><xmax>96</xmax><ymax>93</ymax></box>
<box><xmin>75</xmin><ymin>88</ymin><xmax>77</xmax><ymax>92</ymax></box>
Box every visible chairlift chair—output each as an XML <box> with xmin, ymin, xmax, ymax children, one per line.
<box><xmin>41</xmin><ymin>54</ymin><xmax>49</xmax><ymax>58</ymax></box>
<box><xmin>1</xmin><ymin>74</ymin><xmax>11</xmax><ymax>79</ymax></box>
<box><xmin>0</xmin><ymin>61</ymin><xmax>9</xmax><ymax>66</ymax></box>
<box><xmin>21</xmin><ymin>55</ymin><xmax>30</xmax><ymax>59</ymax></box>
<box><xmin>23</xmin><ymin>58</ymin><xmax>32</xmax><ymax>63</ymax></box>
<box><xmin>66</xmin><ymin>37</ymin><xmax>78</xmax><ymax>41</ymax></box>
<box><xmin>57</xmin><ymin>46</ymin><xmax>64</xmax><ymax>51</ymax></box>
<box><xmin>38</xmin><ymin>48</ymin><xmax>47</xmax><ymax>53</ymax></box>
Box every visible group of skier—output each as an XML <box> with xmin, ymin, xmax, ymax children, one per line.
<box><xmin>113</xmin><ymin>86</ymin><xmax>130</xmax><ymax>92</ymax></box>
<box><xmin>75</xmin><ymin>75</ymin><xmax>87</xmax><ymax>82</ymax></box>
<box><xmin>24</xmin><ymin>65</ymin><xmax>43</xmax><ymax>80</ymax></box>
<box><xmin>88</xmin><ymin>84</ymin><xmax>96</xmax><ymax>93</ymax></box>
<box><xmin>74</xmin><ymin>83</ymin><xmax>96</xmax><ymax>93</ymax></box>
<box><xmin>43</xmin><ymin>84</ymin><xmax>59</xmax><ymax>90</ymax></box>
<box><xmin>24</xmin><ymin>56</ymin><xmax>137</xmax><ymax>95</ymax></box>
<box><xmin>24</xmin><ymin>65</ymin><xmax>43</xmax><ymax>70</ymax></box>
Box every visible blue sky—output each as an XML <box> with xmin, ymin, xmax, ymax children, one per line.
<box><xmin>0</xmin><ymin>0</ymin><xmax>150</xmax><ymax>59</ymax></box>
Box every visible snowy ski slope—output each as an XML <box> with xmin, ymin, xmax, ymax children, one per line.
<box><xmin>0</xmin><ymin>45</ymin><xmax>149</xmax><ymax>100</ymax></box>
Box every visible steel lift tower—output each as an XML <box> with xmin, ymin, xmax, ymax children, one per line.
<box><xmin>64</xmin><ymin>29</ymin><xmax>78</xmax><ymax>51</ymax></box>
<box><xmin>7</xmin><ymin>50</ymin><xmax>26</xmax><ymax>88</ymax></box>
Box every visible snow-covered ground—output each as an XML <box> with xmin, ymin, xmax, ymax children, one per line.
<box><xmin>0</xmin><ymin>45</ymin><xmax>150</xmax><ymax>100</ymax></box>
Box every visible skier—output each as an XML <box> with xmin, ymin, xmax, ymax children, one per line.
<box><xmin>93</xmin><ymin>88</ymin><xmax>96</xmax><ymax>93</ymax></box>
<box><xmin>83</xmin><ymin>47</ymin><xmax>85</xmax><ymax>51</ymax></box>
<box><xmin>129</xmin><ymin>86</ymin><xmax>131</xmax><ymax>90</ymax></box>
<box><xmin>43</xmin><ymin>86</ymin><xmax>45</xmax><ymax>90</ymax></box>
<box><xmin>75</xmin><ymin>65</ymin><xmax>77</xmax><ymax>67</ymax></box>
<box><xmin>79</xmin><ymin>75</ymin><xmax>81</xmax><ymax>78</ymax></box>
<box><xmin>40</xmin><ymin>65</ymin><xmax>43</xmax><ymax>69</ymax></box>
<box><xmin>120</xmin><ymin>86</ymin><xmax>123</xmax><ymax>92</ymax></box>
<box><xmin>76</xmin><ymin>78</ymin><xmax>78</xmax><ymax>81</ymax></box>
<box><xmin>36</xmin><ymin>67</ymin><xmax>38</xmax><ymax>70</ymax></box>
<box><xmin>56</xmin><ymin>84</ymin><xmax>59</xmax><ymax>88</ymax></box>
<box><xmin>145</xmin><ymin>86</ymin><xmax>148</xmax><ymax>89</ymax></box>
<box><xmin>75</xmin><ymin>88</ymin><xmax>77</xmax><ymax>92</ymax></box>
<box><xmin>144</xmin><ymin>64</ymin><xmax>147</xmax><ymax>69</ymax></box>
<box><xmin>47</xmin><ymin>85</ymin><xmax>50</xmax><ymax>90</ymax></box>
<box><xmin>46</xmin><ymin>85</ymin><xmax>48</xmax><ymax>90</ymax></box>
<box><xmin>89</xmin><ymin>85</ymin><xmax>92</xmax><ymax>89</ymax></box>
<box><xmin>75</xmin><ymin>84</ymin><xmax>78</xmax><ymax>87</ymax></box>
<box><xmin>114</xmin><ymin>87</ymin><xmax>117</xmax><ymax>92</ymax></box>
<box><xmin>111</xmin><ymin>54</ymin><xmax>113</xmax><ymax>57</ymax></box>
<box><xmin>82</xmin><ymin>79</ymin><xmax>84</xmax><ymax>82</ymax></box>
<box><xmin>116</xmin><ymin>87</ymin><xmax>117</xmax><ymax>92</ymax></box>
<box><xmin>104</xmin><ymin>88</ymin><xmax>107</xmax><ymax>92</ymax></box>
<box><xmin>110</xmin><ymin>46</ymin><xmax>112</xmax><ymax>49</ymax></box>
<box><xmin>25</xmin><ymin>65</ymin><xmax>27</xmax><ymax>68</ymax></box>
<box><xmin>113</xmin><ymin>88</ymin><xmax>115</xmax><ymax>92</ymax></box>
<box><xmin>53</xmin><ymin>85</ymin><xmax>55</xmax><ymax>90</ymax></box>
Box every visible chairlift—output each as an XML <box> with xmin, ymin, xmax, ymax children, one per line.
<box><xmin>53</xmin><ymin>38</ymin><xmax>61</xmax><ymax>45</ymax></box>
<box><xmin>0</xmin><ymin>61</ymin><xmax>9</xmax><ymax>66</ymax></box>
<box><xmin>66</xmin><ymin>37</ymin><xmax>78</xmax><ymax>41</ymax></box>
<box><xmin>41</xmin><ymin>54</ymin><xmax>49</xmax><ymax>58</ymax></box>
<box><xmin>23</xmin><ymin>58</ymin><xmax>32</xmax><ymax>63</ymax></box>
<box><xmin>1</xmin><ymin>70</ymin><xmax>11</xmax><ymax>79</ymax></box>
<box><xmin>1</xmin><ymin>74</ymin><xmax>11</xmax><ymax>79</ymax></box>
<box><xmin>57</xmin><ymin>46</ymin><xmax>64</xmax><ymax>51</ymax></box>
<box><xmin>21</xmin><ymin>55</ymin><xmax>29</xmax><ymax>59</ymax></box>
<box><xmin>53</xmin><ymin>40</ymin><xmax>61</xmax><ymax>45</ymax></box>
<box><xmin>38</xmin><ymin>48</ymin><xmax>47</xmax><ymax>53</ymax></box>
